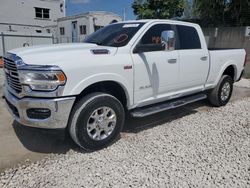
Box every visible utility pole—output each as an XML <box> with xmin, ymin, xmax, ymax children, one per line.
<box><xmin>123</xmin><ymin>7</ymin><xmax>126</xmax><ymax>21</ymax></box>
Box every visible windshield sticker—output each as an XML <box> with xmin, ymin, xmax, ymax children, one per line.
<box><xmin>123</xmin><ymin>24</ymin><xmax>140</xmax><ymax>28</ymax></box>
<box><xmin>114</xmin><ymin>34</ymin><xmax>129</xmax><ymax>44</ymax></box>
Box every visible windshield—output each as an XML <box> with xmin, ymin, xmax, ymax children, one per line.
<box><xmin>84</xmin><ymin>22</ymin><xmax>145</xmax><ymax>47</ymax></box>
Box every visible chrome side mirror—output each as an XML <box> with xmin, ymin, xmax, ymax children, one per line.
<box><xmin>161</xmin><ymin>30</ymin><xmax>175</xmax><ymax>51</ymax></box>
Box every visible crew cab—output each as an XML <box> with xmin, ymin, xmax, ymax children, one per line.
<box><xmin>3</xmin><ymin>20</ymin><xmax>247</xmax><ymax>150</ymax></box>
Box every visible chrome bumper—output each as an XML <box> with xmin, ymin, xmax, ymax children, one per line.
<box><xmin>3</xmin><ymin>87</ymin><xmax>75</xmax><ymax>129</ymax></box>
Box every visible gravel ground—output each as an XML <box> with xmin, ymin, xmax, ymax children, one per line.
<box><xmin>0</xmin><ymin>98</ymin><xmax>249</xmax><ymax>187</ymax></box>
<box><xmin>235</xmin><ymin>78</ymin><xmax>250</xmax><ymax>89</ymax></box>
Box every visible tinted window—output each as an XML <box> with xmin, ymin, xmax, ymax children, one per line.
<box><xmin>35</xmin><ymin>7</ymin><xmax>50</xmax><ymax>19</ymax></box>
<box><xmin>43</xmin><ymin>9</ymin><xmax>50</xmax><ymax>19</ymax></box>
<box><xmin>80</xmin><ymin>25</ymin><xmax>86</xmax><ymax>35</ymax></box>
<box><xmin>35</xmin><ymin>8</ymin><xmax>42</xmax><ymax>18</ymax></box>
<box><xmin>84</xmin><ymin>23</ymin><xmax>145</xmax><ymax>47</ymax></box>
<box><xmin>176</xmin><ymin>25</ymin><xmax>201</xmax><ymax>49</ymax></box>
<box><xmin>140</xmin><ymin>24</ymin><xmax>171</xmax><ymax>45</ymax></box>
<box><xmin>60</xmin><ymin>27</ymin><xmax>65</xmax><ymax>35</ymax></box>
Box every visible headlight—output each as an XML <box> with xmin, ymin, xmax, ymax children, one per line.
<box><xmin>19</xmin><ymin>70</ymin><xmax>66</xmax><ymax>91</ymax></box>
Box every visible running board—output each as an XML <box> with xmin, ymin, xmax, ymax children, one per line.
<box><xmin>131</xmin><ymin>94</ymin><xmax>207</xmax><ymax>118</ymax></box>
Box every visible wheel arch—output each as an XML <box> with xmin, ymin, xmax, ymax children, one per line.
<box><xmin>222</xmin><ymin>64</ymin><xmax>236</xmax><ymax>81</ymax></box>
<box><xmin>70</xmin><ymin>73</ymin><xmax>133</xmax><ymax>109</ymax></box>
<box><xmin>214</xmin><ymin>62</ymin><xmax>238</xmax><ymax>87</ymax></box>
<box><xmin>73</xmin><ymin>80</ymin><xmax>131</xmax><ymax>109</ymax></box>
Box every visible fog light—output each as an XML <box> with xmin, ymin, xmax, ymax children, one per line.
<box><xmin>27</xmin><ymin>108</ymin><xmax>51</xmax><ymax>119</ymax></box>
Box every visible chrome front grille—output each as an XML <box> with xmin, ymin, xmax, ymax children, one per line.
<box><xmin>3</xmin><ymin>57</ymin><xmax>22</xmax><ymax>93</ymax></box>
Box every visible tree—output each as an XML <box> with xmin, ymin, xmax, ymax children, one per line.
<box><xmin>193</xmin><ymin>0</ymin><xmax>226</xmax><ymax>27</ymax></box>
<box><xmin>132</xmin><ymin>0</ymin><xmax>185</xmax><ymax>19</ymax></box>
<box><xmin>226</xmin><ymin>0</ymin><xmax>250</xmax><ymax>26</ymax></box>
<box><xmin>193</xmin><ymin>0</ymin><xmax>250</xmax><ymax>27</ymax></box>
<box><xmin>183</xmin><ymin>0</ymin><xmax>193</xmax><ymax>19</ymax></box>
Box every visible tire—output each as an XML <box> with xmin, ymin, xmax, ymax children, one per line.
<box><xmin>208</xmin><ymin>75</ymin><xmax>233</xmax><ymax>107</ymax></box>
<box><xmin>68</xmin><ymin>92</ymin><xmax>125</xmax><ymax>151</ymax></box>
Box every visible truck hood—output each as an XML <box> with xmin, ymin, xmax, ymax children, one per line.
<box><xmin>8</xmin><ymin>43</ymin><xmax>118</xmax><ymax>66</ymax></box>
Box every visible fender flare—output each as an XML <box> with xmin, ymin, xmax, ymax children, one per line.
<box><xmin>70</xmin><ymin>73</ymin><xmax>133</xmax><ymax>107</ymax></box>
<box><xmin>214</xmin><ymin>61</ymin><xmax>238</xmax><ymax>86</ymax></box>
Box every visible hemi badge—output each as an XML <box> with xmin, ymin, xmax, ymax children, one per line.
<box><xmin>124</xmin><ymin>65</ymin><xmax>132</xmax><ymax>70</ymax></box>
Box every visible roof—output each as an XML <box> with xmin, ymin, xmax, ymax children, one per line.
<box><xmin>118</xmin><ymin>19</ymin><xmax>200</xmax><ymax>27</ymax></box>
<box><xmin>58</xmin><ymin>11</ymin><xmax>122</xmax><ymax>21</ymax></box>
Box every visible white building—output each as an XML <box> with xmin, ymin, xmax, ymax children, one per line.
<box><xmin>56</xmin><ymin>11</ymin><xmax>122</xmax><ymax>43</ymax></box>
<box><xmin>0</xmin><ymin>0</ymin><xmax>65</xmax><ymax>34</ymax></box>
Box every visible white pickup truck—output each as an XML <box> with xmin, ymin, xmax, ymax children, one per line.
<box><xmin>3</xmin><ymin>20</ymin><xmax>247</xmax><ymax>150</ymax></box>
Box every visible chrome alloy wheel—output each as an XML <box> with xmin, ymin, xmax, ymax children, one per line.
<box><xmin>221</xmin><ymin>82</ymin><xmax>231</xmax><ymax>101</ymax></box>
<box><xmin>87</xmin><ymin>107</ymin><xmax>117</xmax><ymax>141</ymax></box>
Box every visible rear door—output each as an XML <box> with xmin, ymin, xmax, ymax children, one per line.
<box><xmin>176</xmin><ymin>25</ymin><xmax>209</xmax><ymax>91</ymax></box>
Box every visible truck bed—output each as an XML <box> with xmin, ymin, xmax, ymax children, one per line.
<box><xmin>206</xmin><ymin>48</ymin><xmax>246</xmax><ymax>88</ymax></box>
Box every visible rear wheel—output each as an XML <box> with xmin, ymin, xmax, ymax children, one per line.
<box><xmin>208</xmin><ymin>75</ymin><xmax>233</xmax><ymax>107</ymax></box>
<box><xmin>68</xmin><ymin>92</ymin><xmax>125</xmax><ymax>151</ymax></box>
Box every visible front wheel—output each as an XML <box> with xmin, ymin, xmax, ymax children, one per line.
<box><xmin>208</xmin><ymin>75</ymin><xmax>233</xmax><ymax>107</ymax></box>
<box><xmin>68</xmin><ymin>92</ymin><xmax>125</xmax><ymax>151</ymax></box>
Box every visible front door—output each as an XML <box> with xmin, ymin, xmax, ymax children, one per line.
<box><xmin>72</xmin><ymin>21</ymin><xmax>78</xmax><ymax>43</ymax></box>
<box><xmin>132</xmin><ymin>24</ymin><xmax>179</xmax><ymax>107</ymax></box>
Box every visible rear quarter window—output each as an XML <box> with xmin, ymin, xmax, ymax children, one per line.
<box><xmin>176</xmin><ymin>25</ymin><xmax>201</xmax><ymax>50</ymax></box>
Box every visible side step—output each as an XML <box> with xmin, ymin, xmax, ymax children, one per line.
<box><xmin>131</xmin><ymin>93</ymin><xmax>207</xmax><ymax>118</ymax></box>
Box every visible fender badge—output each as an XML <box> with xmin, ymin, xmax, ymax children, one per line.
<box><xmin>124</xmin><ymin>65</ymin><xmax>132</xmax><ymax>70</ymax></box>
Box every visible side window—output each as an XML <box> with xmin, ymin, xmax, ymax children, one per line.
<box><xmin>79</xmin><ymin>25</ymin><xmax>87</xmax><ymax>35</ymax></box>
<box><xmin>140</xmin><ymin>24</ymin><xmax>171</xmax><ymax>45</ymax></box>
<box><xmin>35</xmin><ymin>7</ymin><xmax>50</xmax><ymax>19</ymax></box>
<box><xmin>176</xmin><ymin>25</ymin><xmax>201</xmax><ymax>50</ymax></box>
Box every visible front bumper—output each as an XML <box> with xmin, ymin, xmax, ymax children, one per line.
<box><xmin>3</xmin><ymin>87</ymin><xmax>75</xmax><ymax>129</ymax></box>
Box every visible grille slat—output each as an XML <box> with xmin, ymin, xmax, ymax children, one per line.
<box><xmin>4</xmin><ymin>64</ymin><xmax>17</xmax><ymax>70</ymax></box>
<box><xmin>4</xmin><ymin>58</ymin><xmax>15</xmax><ymax>64</ymax></box>
<box><xmin>7</xmin><ymin>78</ymin><xmax>22</xmax><ymax>88</ymax></box>
<box><xmin>8</xmin><ymin>78</ymin><xmax>20</xmax><ymax>84</ymax></box>
<box><xmin>9</xmin><ymin>73</ymin><xmax>19</xmax><ymax>79</ymax></box>
<box><xmin>8</xmin><ymin>77</ymin><xmax>19</xmax><ymax>83</ymax></box>
<box><xmin>7</xmin><ymin>78</ymin><xmax>21</xmax><ymax>87</ymax></box>
<box><xmin>3</xmin><ymin>58</ymin><xmax>22</xmax><ymax>93</ymax></box>
<box><xmin>8</xmin><ymin>82</ymin><xmax>22</xmax><ymax>90</ymax></box>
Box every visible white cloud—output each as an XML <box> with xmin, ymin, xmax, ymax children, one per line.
<box><xmin>71</xmin><ymin>0</ymin><xmax>90</xmax><ymax>4</ymax></box>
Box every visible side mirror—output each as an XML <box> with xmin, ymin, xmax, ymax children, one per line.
<box><xmin>161</xmin><ymin>30</ymin><xmax>175</xmax><ymax>51</ymax></box>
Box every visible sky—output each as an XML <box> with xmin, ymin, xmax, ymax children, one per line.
<box><xmin>66</xmin><ymin>0</ymin><xmax>136</xmax><ymax>20</ymax></box>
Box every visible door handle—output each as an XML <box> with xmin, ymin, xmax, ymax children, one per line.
<box><xmin>168</xmin><ymin>59</ymin><xmax>177</xmax><ymax>64</ymax></box>
<box><xmin>201</xmin><ymin>56</ymin><xmax>208</xmax><ymax>61</ymax></box>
